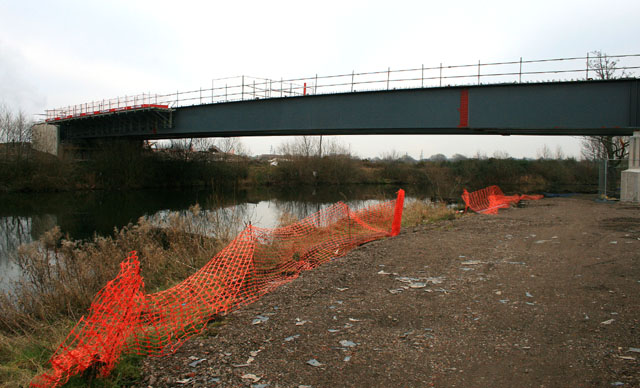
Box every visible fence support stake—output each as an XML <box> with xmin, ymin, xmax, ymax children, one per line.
<box><xmin>391</xmin><ymin>189</ymin><xmax>405</xmax><ymax>236</ymax></box>
<box><xmin>519</xmin><ymin>57</ymin><xmax>522</xmax><ymax>83</ymax></box>
<box><xmin>387</xmin><ymin>67</ymin><xmax>390</xmax><ymax>90</ymax></box>
<box><xmin>586</xmin><ymin>52</ymin><xmax>590</xmax><ymax>80</ymax></box>
<box><xmin>351</xmin><ymin>70</ymin><xmax>354</xmax><ymax>92</ymax></box>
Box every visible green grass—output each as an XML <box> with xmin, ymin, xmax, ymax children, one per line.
<box><xmin>63</xmin><ymin>353</ymin><xmax>144</xmax><ymax>388</ymax></box>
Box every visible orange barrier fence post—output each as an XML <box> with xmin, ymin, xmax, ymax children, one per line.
<box><xmin>391</xmin><ymin>189</ymin><xmax>405</xmax><ymax>236</ymax></box>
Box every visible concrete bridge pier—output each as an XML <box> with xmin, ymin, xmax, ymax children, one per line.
<box><xmin>32</xmin><ymin>123</ymin><xmax>60</xmax><ymax>156</ymax></box>
<box><xmin>621</xmin><ymin>131</ymin><xmax>640</xmax><ymax>202</ymax></box>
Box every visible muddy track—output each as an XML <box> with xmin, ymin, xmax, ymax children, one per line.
<box><xmin>140</xmin><ymin>196</ymin><xmax>640</xmax><ymax>388</ymax></box>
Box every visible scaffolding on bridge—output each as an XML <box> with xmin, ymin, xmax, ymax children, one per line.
<box><xmin>44</xmin><ymin>53</ymin><xmax>640</xmax><ymax>123</ymax></box>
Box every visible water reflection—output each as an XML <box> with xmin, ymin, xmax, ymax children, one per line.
<box><xmin>0</xmin><ymin>184</ymin><xmax>418</xmax><ymax>289</ymax></box>
<box><xmin>0</xmin><ymin>217</ymin><xmax>34</xmax><ymax>291</ymax></box>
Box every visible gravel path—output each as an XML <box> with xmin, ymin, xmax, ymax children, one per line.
<box><xmin>140</xmin><ymin>196</ymin><xmax>640</xmax><ymax>388</ymax></box>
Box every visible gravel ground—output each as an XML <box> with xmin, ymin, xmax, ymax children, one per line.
<box><xmin>139</xmin><ymin>196</ymin><xmax>640</xmax><ymax>388</ymax></box>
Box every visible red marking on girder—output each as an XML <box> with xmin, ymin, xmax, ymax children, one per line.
<box><xmin>458</xmin><ymin>89</ymin><xmax>469</xmax><ymax>128</ymax></box>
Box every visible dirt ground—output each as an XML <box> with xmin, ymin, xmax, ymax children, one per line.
<box><xmin>139</xmin><ymin>196</ymin><xmax>640</xmax><ymax>388</ymax></box>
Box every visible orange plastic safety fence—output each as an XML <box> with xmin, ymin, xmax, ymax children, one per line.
<box><xmin>31</xmin><ymin>191</ymin><xmax>405</xmax><ymax>388</ymax></box>
<box><xmin>461</xmin><ymin>185</ymin><xmax>543</xmax><ymax>214</ymax></box>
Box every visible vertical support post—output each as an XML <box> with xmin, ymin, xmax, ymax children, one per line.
<box><xmin>252</xmin><ymin>80</ymin><xmax>255</xmax><ymax>98</ymax></box>
<box><xmin>176</xmin><ymin>90</ymin><xmax>179</xmax><ymax>107</ymax></box>
<box><xmin>391</xmin><ymin>189</ymin><xmax>405</xmax><ymax>237</ymax></box>
<box><xmin>604</xmin><ymin>158</ymin><xmax>608</xmax><ymax>198</ymax></box>
<box><xmin>199</xmin><ymin>87</ymin><xmax>202</xmax><ymax>104</ymax></box>
<box><xmin>439</xmin><ymin>63</ymin><xmax>442</xmax><ymax>87</ymax></box>
<box><xmin>225</xmin><ymin>84</ymin><xmax>228</xmax><ymax>101</ymax></box>
<box><xmin>519</xmin><ymin>57</ymin><xmax>522</xmax><ymax>83</ymax></box>
<box><xmin>280</xmin><ymin>78</ymin><xmax>283</xmax><ymax>97</ymax></box>
<box><xmin>351</xmin><ymin>70</ymin><xmax>354</xmax><ymax>92</ymax></box>
<box><xmin>621</xmin><ymin>131</ymin><xmax>640</xmax><ymax>202</ymax></box>
<box><xmin>477</xmin><ymin>60</ymin><xmax>481</xmax><ymax>85</ymax></box>
<box><xmin>242</xmin><ymin>76</ymin><xmax>245</xmax><ymax>101</ymax></box>
<box><xmin>303</xmin><ymin>82</ymin><xmax>307</xmax><ymax>96</ymax></box>
<box><xmin>586</xmin><ymin>52</ymin><xmax>590</xmax><ymax>80</ymax></box>
<box><xmin>421</xmin><ymin>64</ymin><xmax>424</xmax><ymax>88</ymax></box>
<box><xmin>315</xmin><ymin>73</ymin><xmax>318</xmax><ymax>94</ymax></box>
<box><xmin>387</xmin><ymin>67</ymin><xmax>390</xmax><ymax>90</ymax></box>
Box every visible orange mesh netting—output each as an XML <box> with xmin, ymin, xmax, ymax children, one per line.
<box><xmin>31</xmin><ymin>190</ymin><xmax>405</xmax><ymax>388</ymax></box>
<box><xmin>461</xmin><ymin>185</ymin><xmax>543</xmax><ymax>214</ymax></box>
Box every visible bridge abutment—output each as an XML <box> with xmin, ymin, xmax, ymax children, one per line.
<box><xmin>621</xmin><ymin>131</ymin><xmax>640</xmax><ymax>202</ymax></box>
<box><xmin>31</xmin><ymin>123</ymin><xmax>60</xmax><ymax>156</ymax></box>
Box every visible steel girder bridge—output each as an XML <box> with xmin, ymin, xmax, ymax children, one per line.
<box><xmin>43</xmin><ymin>55</ymin><xmax>640</xmax><ymax>140</ymax></box>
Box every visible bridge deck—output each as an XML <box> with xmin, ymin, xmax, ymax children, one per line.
<box><xmin>52</xmin><ymin>79</ymin><xmax>639</xmax><ymax>140</ymax></box>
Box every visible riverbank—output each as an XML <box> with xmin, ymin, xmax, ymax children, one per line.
<box><xmin>138</xmin><ymin>196</ymin><xmax>640</xmax><ymax>387</ymax></box>
<box><xmin>0</xmin><ymin>197</ymin><xmax>454</xmax><ymax>387</ymax></box>
<box><xmin>0</xmin><ymin>145</ymin><xmax>599</xmax><ymax>195</ymax></box>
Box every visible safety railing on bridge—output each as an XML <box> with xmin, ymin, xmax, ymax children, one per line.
<box><xmin>44</xmin><ymin>53</ymin><xmax>640</xmax><ymax>122</ymax></box>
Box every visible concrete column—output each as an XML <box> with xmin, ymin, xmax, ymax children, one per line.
<box><xmin>621</xmin><ymin>131</ymin><xmax>640</xmax><ymax>202</ymax></box>
<box><xmin>31</xmin><ymin>123</ymin><xmax>60</xmax><ymax>156</ymax></box>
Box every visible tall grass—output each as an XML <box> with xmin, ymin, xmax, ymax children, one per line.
<box><xmin>0</xmin><ymin>203</ymin><xmax>246</xmax><ymax>387</ymax></box>
<box><xmin>401</xmin><ymin>199</ymin><xmax>458</xmax><ymax>227</ymax></box>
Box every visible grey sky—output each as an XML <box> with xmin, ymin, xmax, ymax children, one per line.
<box><xmin>1</xmin><ymin>0</ymin><xmax>638</xmax><ymax>159</ymax></box>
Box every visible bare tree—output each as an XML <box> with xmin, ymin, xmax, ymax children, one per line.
<box><xmin>581</xmin><ymin>51</ymin><xmax>632</xmax><ymax>196</ymax></box>
<box><xmin>582</xmin><ymin>51</ymin><xmax>630</xmax><ymax>162</ymax></box>
<box><xmin>0</xmin><ymin>104</ymin><xmax>32</xmax><ymax>162</ymax></box>
<box><xmin>588</xmin><ymin>50</ymin><xmax>630</xmax><ymax>80</ymax></box>
<box><xmin>214</xmin><ymin>137</ymin><xmax>248</xmax><ymax>156</ymax></box>
<box><xmin>321</xmin><ymin>137</ymin><xmax>351</xmax><ymax>157</ymax></box>
<box><xmin>492</xmin><ymin>150</ymin><xmax>510</xmax><ymax>159</ymax></box>
<box><xmin>537</xmin><ymin>144</ymin><xmax>552</xmax><ymax>160</ymax></box>
<box><xmin>380</xmin><ymin>149</ymin><xmax>401</xmax><ymax>161</ymax></box>
<box><xmin>277</xmin><ymin>136</ymin><xmax>319</xmax><ymax>158</ymax></box>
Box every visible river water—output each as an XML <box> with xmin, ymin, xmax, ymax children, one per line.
<box><xmin>0</xmin><ymin>185</ymin><xmax>435</xmax><ymax>291</ymax></box>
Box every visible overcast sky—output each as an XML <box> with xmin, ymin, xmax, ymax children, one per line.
<box><xmin>1</xmin><ymin>0</ymin><xmax>638</xmax><ymax>159</ymax></box>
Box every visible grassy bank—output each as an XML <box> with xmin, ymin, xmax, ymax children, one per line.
<box><xmin>0</xmin><ymin>142</ymin><xmax>597</xmax><ymax>196</ymax></box>
<box><xmin>248</xmin><ymin>156</ymin><xmax>598</xmax><ymax>197</ymax></box>
<box><xmin>0</xmin><ymin>203</ymin><xmax>244</xmax><ymax>387</ymax></box>
<box><xmin>0</xmin><ymin>144</ymin><xmax>248</xmax><ymax>193</ymax></box>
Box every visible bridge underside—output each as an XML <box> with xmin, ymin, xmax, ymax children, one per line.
<box><xmin>54</xmin><ymin>79</ymin><xmax>639</xmax><ymax>141</ymax></box>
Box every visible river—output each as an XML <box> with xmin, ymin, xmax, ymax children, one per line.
<box><xmin>0</xmin><ymin>185</ymin><xmax>436</xmax><ymax>291</ymax></box>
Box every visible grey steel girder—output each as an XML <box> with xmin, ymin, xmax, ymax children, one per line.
<box><xmin>56</xmin><ymin>78</ymin><xmax>640</xmax><ymax>139</ymax></box>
